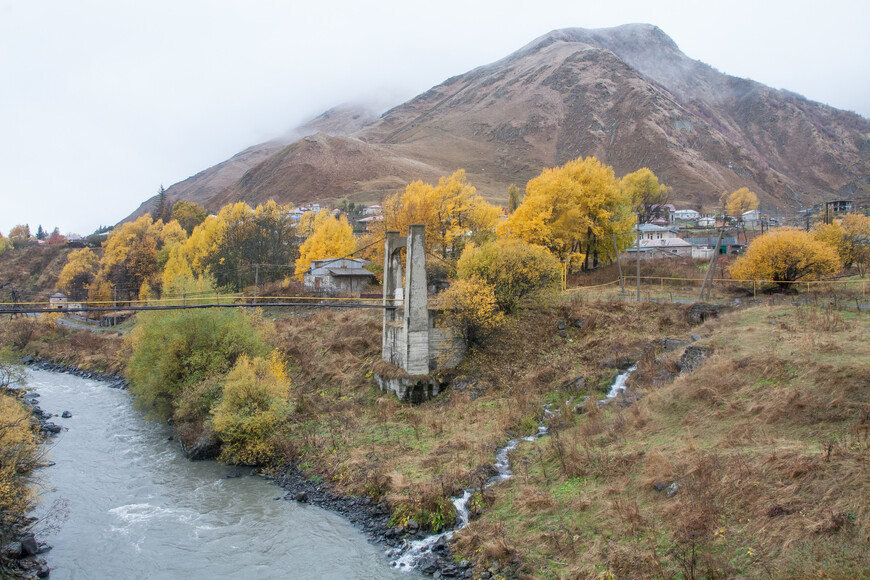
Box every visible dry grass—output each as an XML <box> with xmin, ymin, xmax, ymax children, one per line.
<box><xmin>0</xmin><ymin>317</ymin><xmax>126</xmax><ymax>374</ymax></box>
<box><xmin>458</xmin><ymin>302</ymin><xmax>870</xmax><ymax>578</ymax></box>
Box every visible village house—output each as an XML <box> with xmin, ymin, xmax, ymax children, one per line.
<box><xmin>673</xmin><ymin>209</ymin><xmax>700</xmax><ymax>221</ymax></box>
<box><xmin>684</xmin><ymin>236</ymin><xmax>745</xmax><ymax>255</ymax></box>
<box><xmin>48</xmin><ymin>292</ymin><xmax>82</xmax><ymax>311</ymax></box>
<box><xmin>303</xmin><ymin>258</ymin><xmax>375</xmax><ymax>295</ymax></box>
<box><xmin>626</xmin><ymin>237</ymin><xmax>694</xmax><ymax>258</ymax></box>
<box><xmin>49</xmin><ymin>292</ymin><xmax>67</xmax><ymax>309</ymax></box>
<box><xmin>636</xmin><ymin>223</ymin><xmax>677</xmax><ymax>241</ymax></box>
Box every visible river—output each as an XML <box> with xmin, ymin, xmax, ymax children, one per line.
<box><xmin>29</xmin><ymin>369</ymin><xmax>417</xmax><ymax>580</ymax></box>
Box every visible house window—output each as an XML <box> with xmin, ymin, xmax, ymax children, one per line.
<box><xmin>656</xmin><ymin>233</ymin><xmax>663</xmax><ymax>239</ymax></box>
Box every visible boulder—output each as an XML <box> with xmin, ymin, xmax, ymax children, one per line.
<box><xmin>678</xmin><ymin>346</ymin><xmax>712</xmax><ymax>374</ymax></box>
<box><xmin>686</xmin><ymin>303</ymin><xmax>725</xmax><ymax>324</ymax></box>
<box><xmin>3</xmin><ymin>541</ymin><xmax>23</xmax><ymax>558</ymax></box>
<box><xmin>20</xmin><ymin>533</ymin><xmax>38</xmax><ymax>557</ymax></box>
<box><xmin>560</xmin><ymin>375</ymin><xmax>586</xmax><ymax>392</ymax></box>
<box><xmin>417</xmin><ymin>553</ymin><xmax>442</xmax><ymax>575</ymax></box>
<box><xmin>61</xmin><ymin>411</ymin><xmax>72</xmax><ymax>418</ymax></box>
<box><xmin>180</xmin><ymin>432</ymin><xmax>220</xmax><ymax>461</ymax></box>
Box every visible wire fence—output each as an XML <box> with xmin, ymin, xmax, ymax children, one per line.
<box><xmin>565</xmin><ymin>274</ymin><xmax>870</xmax><ymax>304</ymax></box>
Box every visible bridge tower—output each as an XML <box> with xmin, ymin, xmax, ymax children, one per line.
<box><xmin>382</xmin><ymin>224</ymin><xmax>429</xmax><ymax>375</ymax></box>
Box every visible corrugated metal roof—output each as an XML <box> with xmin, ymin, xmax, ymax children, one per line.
<box><xmin>684</xmin><ymin>237</ymin><xmax>741</xmax><ymax>246</ymax></box>
<box><xmin>326</xmin><ymin>268</ymin><xmax>376</xmax><ymax>277</ymax></box>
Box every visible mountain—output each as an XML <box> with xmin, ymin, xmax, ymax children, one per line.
<box><xmin>125</xmin><ymin>104</ymin><xmax>382</xmax><ymax>221</ymax></box>
<box><xmin>127</xmin><ymin>24</ymin><xmax>870</xmax><ymax>218</ymax></box>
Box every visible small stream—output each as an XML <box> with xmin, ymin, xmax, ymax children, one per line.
<box><xmin>390</xmin><ymin>412</ymin><xmax>553</xmax><ymax>570</ymax></box>
<box><xmin>605</xmin><ymin>364</ymin><xmax>638</xmax><ymax>400</ymax></box>
<box><xmin>393</xmin><ymin>363</ymin><xmax>638</xmax><ymax>572</ymax></box>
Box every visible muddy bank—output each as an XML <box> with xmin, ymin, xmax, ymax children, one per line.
<box><xmin>274</xmin><ymin>466</ymin><xmax>467</xmax><ymax>577</ymax></box>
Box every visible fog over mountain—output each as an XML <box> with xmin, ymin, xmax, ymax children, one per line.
<box><xmin>129</xmin><ymin>24</ymin><xmax>870</xmax><ymax>219</ymax></box>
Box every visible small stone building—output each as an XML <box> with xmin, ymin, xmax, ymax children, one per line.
<box><xmin>303</xmin><ymin>258</ymin><xmax>375</xmax><ymax>295</ymax></box>
<box><xmin>49</xmin><ymin>292</ymin><xmax>68</xmax><ymax>309</ymax></box>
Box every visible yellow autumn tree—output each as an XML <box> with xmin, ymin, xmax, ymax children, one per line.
<box><xmin>730</xmin><ymin>228</ymin><xmax>840</xmax><ymax>289</ymax></box>
<box><xmin>170</xmin><ymin>200</ymin><xmax>208</xmax><ymax>235</ymax></box>
<box><xmin>813</xmin><ymin>222</ymin><xmax>848</xmax><ymax>266</ymax></box>
<box><xmin>57</xmin><ymin>247</ymin><xmax>99</xmax><ymax>300</ymax></box>
<box><xmin>620</xmin><ymin>167</ymin><xmax>671</xmax><ymax>224</ymax></box>
<box><xmin>294</xmin><ymin>211</ymin><xmax>356</xmax><ymax>279</ymax></box>
<box><xmin>841</xmin><ymin>213</ymin><xmax>870</xmax><ymax>272</ymax></box>
<box><xmin>365</xmin><ymin>170</ymin><xmax>500</xmax><ymax>265</ymax></box>
<box><xmin>457</xmin><ymin>239</ymin><xmax>561</xmax><ymax>314</ymax></box>
<box><xmin>98</xmin><ymin>216</ymin><xmax>167</xmax><ymax>300</ymax></box>
<box><xmin>814</xmin><ymin>214</ymin><xmax>870</xmax><ymax>273</ymax></box>
<box><xmin>499</xmin><ymin>156</ymin><xmax>634</xmax><ymax>269</ymax></box>
<box><xmin>0</xmin><ymin>377</ymin><xmax>42</xmax><ymax>558</ymax></box>
<box><xmin>211</xmin><ymin>352</ymin><xmax>291</xmax><ymax>465</ymax></box>
<box><xmin>722</xmin><ymin>187</ymin><xmax>759</xmax><ymax>218</ymax></box>
<box><xmin>435</xmin><ymin>276</ymin><xmax>505</xmax><ymax>346</ymax></box>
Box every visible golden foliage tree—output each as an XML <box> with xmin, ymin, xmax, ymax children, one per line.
<box><xmin>620</xmin><ymin>167</ymin><xmax>671</xmax><ymax>224</ymax></box>
<box><xmin>98</xmin><ymin>216</ymin><xmax>173</xmax><ymax>300</ymax></box>
<box><xmin>730</xmin><ymin>228</ymin><xmax>840</xmax><ymax>288</ymax></box>
<box><xmin>7</xmin><ymin>225</ymin><xmax>31</xmax><ymax>248</ymax></box>
<box><xmin>211</xmin><ymin>353</ymin><xmax>291</xmax><ymax>465</ymax></box>
<box><xmin>177</xmin><ymin>201</ymin><xmax>296</xmax><ymax>291</ymax></box>
<box><xmin>57</xmin><ymin>247</ymin><xmax>99</xmax><ymax>300</ymax></box>
<box><xmin>0</xmin><ymin>388</ymin><xmax>41</xmax><ymax>556</ymax></box>
<box><xmin>457</xmin><ymin>239</ymin><xmax>561</xmax><ymax>314</ymax></box>
<box><xmin>840</xmin><ymin>213</ymin><xmax>870</xmax><ymax>272</ymax></box>
<box><xmin>435</xmin><ymin>276</ymin><xmax>505</xmax><ymax>346</ymax></box>
<box><xmin>722</xmin><ymin>187</ymin><xmax>759</xmax><ymax>218</ymax></box>
<box><xmin>366</xmin><ymin>170</ymin><xmax>500</xmax><ymax>265</ymax></box>
<box><xmin>294</xmin><ymin>211</ymin><xmax>356</xmax><ymax>279</ymax></box>
<box><xmin>814</xmin><ymin>214</ymin><xmax>870</xmax><ymax>274</ymax></box>
<box><xmin>500</xmin><ymin>156</ymin><xmax>634</xmax><ymax>269</ymax></box>
<box><xmin>0</xmin><ymin>233</ymin><xmax>10</xmax><ymax>254</ymax></box>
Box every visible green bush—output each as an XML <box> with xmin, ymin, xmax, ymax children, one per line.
<box><xmin>126</xmin><ymin>308</ymin><xmax>271</xmax><ymax>418</ymax></box>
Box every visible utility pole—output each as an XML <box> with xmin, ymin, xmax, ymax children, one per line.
<box><xmin>612</xmin><ymin>234</ymin><xmax>625</xmax><ymax>293</ymax></box>
<box><xmin>698</xmin><ymin>218</ymin><xmax>726</xmax><ymax>302</ymax></box>
<box><xmin>254</xmin><ymin>264</ymin><xmax>259</xmax><ymax>300</ymax></box>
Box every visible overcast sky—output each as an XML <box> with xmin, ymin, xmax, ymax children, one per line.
<box><xmin>1</xmin><ymin>0</ymin><xmax>868</xmax><ymax>236</ymax></box>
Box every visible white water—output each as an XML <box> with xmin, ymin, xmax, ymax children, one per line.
<box><xmin>605</xmin><ymin>364</ymin><xmax>638</xmax><ymax>399</ymax></box>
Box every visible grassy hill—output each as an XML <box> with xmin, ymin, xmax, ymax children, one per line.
<box><xmin>0</xmin><ymin>245</ymin><xmax>77</xmax><ymax>303</ymax></box>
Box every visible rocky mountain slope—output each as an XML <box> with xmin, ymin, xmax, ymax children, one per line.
<box><xmin>127</xmin><ymin>24</ymin><xmax>870</xmax><ymax>218</ymax></box>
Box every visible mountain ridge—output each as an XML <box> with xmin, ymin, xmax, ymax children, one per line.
<box><xmin>123</xmin><ymin>24</ymin><xmax>870</xmax><ymax>221</ymax></box>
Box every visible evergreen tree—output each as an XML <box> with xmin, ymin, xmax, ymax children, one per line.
<box><xmin>507</xmin><ymin>184</ymin><xmax>521</xmax><ymax>214</ymax></box>
<box><xmin>36</xmin><ymin>225</ymin><xmax>46</xmax><ymax>240</ymax></box>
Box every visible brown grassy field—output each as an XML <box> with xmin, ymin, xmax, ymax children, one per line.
<box><xmin>4</xmin><ymin>294</ymin><xmax>867</xmax><ymax>579</ymax></box>
<box><xmin>456</xmin><ymin>303</ymin><xmax>870</xmax><ymax>579</ymax></box>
